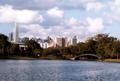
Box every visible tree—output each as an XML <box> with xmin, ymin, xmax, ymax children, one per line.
<box><xmin>25</xmin><ymin>39</ymin><xmax>42</xmax><ymax>56</ymax></box>
<box><xmin>94</xmin><ymin>34</ymin><xmax>117</xmax><ymax>58</ymax></box>
<box><xmin>9</xmin><ymin>44</ymin><xmax>20</xmax><ymax>56</ymax></box>
<box><xmin>0</xmin><ymin>33</ymin><xmax>11</xmax><ymax>55</ymax></box>
<box><xmin>85</xmin><ymin>38</ymin><xmax>97</xmax><ymax>54</ymax></box>
<box><xmin>112</xmin><ymin>40</ymin><xmax>120</xmax><ymax>59</ymax></box>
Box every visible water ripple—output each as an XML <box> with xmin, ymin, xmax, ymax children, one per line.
<box><xmin>0</xmin><ymin>60</ymin><xmax>120</xmax><ymax>81</ymax></box>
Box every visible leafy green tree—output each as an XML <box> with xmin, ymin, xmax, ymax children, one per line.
<box><xmin>104</xmin><ymin>43</ymin><xmax>113</xmax><ymax>58</ymax></box>
<box><xmin>95</xmin><ymin>34</ymin><xmax>117</xmax><ymax>58</ymax></box>
<box><xmin>25</xmin><ymin>39</ymin><xmax>42</xmax><ymax>56</ymax></box>
<box><xmin>0</xmin><ymin>33</ymin><xmax>11</xmax><ymax>55</ymax></box>
<box><xmin>77</xmin><ymin>42</ymin><xmax>87</xmax><ymax>54</ymax></box>
<box><xmin>112</xmin><ymin>40</ymin><xmax>120</xmax><ymax>59</ymax></box>
<box><xmin>85</xmin><ymin>38</ymin><xmax>97</xmax><ymax>54</ymax></box>
<box><xmin>43</xmin><ymin>48</ymin><xmax>60</xmax><ymax>56</ymax></box>
<box><xmin>9</xmin><ymin>44</ymin><xmax>20</xmax><ymax>56</ymax></box>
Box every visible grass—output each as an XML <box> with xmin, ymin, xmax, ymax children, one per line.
<box><xmin>0</xmin><ymin>55</ymin><xmax>64</xmax><ymax>60</ymax></box>
<box><xmin>104</xmin><ymin>59</ymin><xmax>120</xmax><ymax>63</ymax></box>
<box><xmin>0</xmin><ymin>56</ymin><xmax>36</xmax><ymax>60</ymax></box>
<box><xmin>38</xmin><ymin>55</ymin><xmax>64</xmax><ymax>60</ymax></box>
<box><xmin>1</xmin><ymin>56</ymin><xmax>120</xmax><ymax>63</ymax></box>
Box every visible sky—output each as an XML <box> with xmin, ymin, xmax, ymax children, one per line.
<box><xmin>0</xmin><ymin>0</ymin><xmax>120</xmax><ymax>41</ymax></box>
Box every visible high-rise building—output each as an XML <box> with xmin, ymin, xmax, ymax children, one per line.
<box><xmin>67</xmin><ymin>36</ymin><xmax>77</xmax><ymax>46</ymax></box>
<box><xmin>14</xmin><ymin>23</ymin><xmax>19</xmax><ymax>43</ymax></box>
<box><xmin>56</xmin><ymin>37</ymin><xmax>68</xmax><ymax>47</ymax></box>
<box><xmin>9</xmin><ymin>32</ymin><xmax>13</xmax><ymax>42</ymax></box>
<box><xmin>72</xmin><ymin>36</ymin><xmax>77</xmax><ymax>45</ymax></box>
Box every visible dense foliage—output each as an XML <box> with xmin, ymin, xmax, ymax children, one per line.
<box><xmin>42</xmin><ymin>34</ymin><xmax>120</xmax><ymax>59</ymax></box>
<box><xmin>0</xmin><ymin>33</ymin><xmax>120</xmax><ymax>59</ymax></box>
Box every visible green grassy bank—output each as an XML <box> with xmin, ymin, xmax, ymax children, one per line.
<box><xmin>103</xmin><ymin>59</ymin><xmax>120</xmax><ymax>63</ymax></box>
<box><xmin>0</xmin><ymin>55</ymin><xmax>65</xmax><ymax>60</ymax></box>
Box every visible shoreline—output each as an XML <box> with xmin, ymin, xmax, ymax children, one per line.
<box><xmin>0</xmin><ymin>56</ymin><xmax>120</xmax><ymax>63</ymax></box>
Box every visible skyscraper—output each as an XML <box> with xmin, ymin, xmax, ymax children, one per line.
<box><xmin>72</xmin><ymin>36</ymin><xmax>77</xmax><ymax>45</ymax></box>
<box><xmin>14</xmin><ymin>23</ymin><xmax>19</xmax><ymax>43</ymax></box>
<box><xmin>9</xmin><ymin>32</ymin><xmax>13</xmax><ymax>42</ymax></box>
<box><xmin>56</xmin><ymin>37</ymin><xmax>67</xmax><ymax>47</ymax></box>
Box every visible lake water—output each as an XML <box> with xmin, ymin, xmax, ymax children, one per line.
<box><xmin>0</xmin><ymin>60</ymin><xmax>120</xmax><ymax>81</ymax></box>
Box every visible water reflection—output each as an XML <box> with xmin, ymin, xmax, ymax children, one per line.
<box><xmin>0</xmin><ymin>60</ymin><xmax>120</xmax><ymax>81</ymax></box>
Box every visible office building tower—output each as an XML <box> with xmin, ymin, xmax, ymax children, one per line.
<box><xmin>9</xmin><ymin>32</ymin><xmax>13</xmax><ymax>42</ymax></box>
<box><xmin>14</xmin><ymin>23</ymin><xmax>19</xmax><ymax>43</ymax></box>
<box><xmin>56</xmin><ymin>37</ymin><xmax>67</xmax><ymax>47</ymax></box>
<box><xmin>72</xmin><ymin>36</ymin><xmax>77</xmax><ymax>45</ymax></box>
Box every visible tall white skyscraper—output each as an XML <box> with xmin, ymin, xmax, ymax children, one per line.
<box><xmin>14</xmin><ymin>23</ymin><xmax>19</xmax><ymax>43</ymax></box>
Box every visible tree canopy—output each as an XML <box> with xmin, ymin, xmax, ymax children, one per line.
<box><xmin>0</xmin><ymin>33</ymin><xmax>120</xmax><ymax>60</ymax></box>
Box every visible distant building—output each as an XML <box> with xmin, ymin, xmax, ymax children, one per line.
<box><xmin>43</xmin><ymin>42</ymin><xmax>49</xmax><ymax>48</ymax></box>
<box><xmin>9</xmin><ymin>32</ymin><xmax>13</xmax><ymax>42</ymax></box>
<box><xmin>39</xmin><ymin>41</ymin><xmax>49</xmax><ymax>49</ymax></box>
<box><xmin>67</xmin><ymin>36</ymin><xmax>78</xmax><ymax>46</ymax></box>
<box><xmin>56</xmin><ymin>37</ymin><xmax>68</xmax><ymax>47</ymax></box>
<box><xmin>13</xmin><ymin>23</ymin><xmax>19</xmax><ymax>44</ymax></box>
<box><xmin>72</xmin><ymin>36</ymin><xmax>77</xmax><ymax>45</ymax></box>
<box><xmin>19</xmin><ymin>43</ymin><xmax>27</xmax><ymax>50</ymax></box>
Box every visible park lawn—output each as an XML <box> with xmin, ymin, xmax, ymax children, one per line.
<box><xmin>0</xmin><ymin>56</ymin><xmax>37</xmax><ymax>60</ymax></box>
<box><xmin>104</xmin><ymin>59</ymin><xmax>120</xmax><ymax>63</ymax></box>
<box><xmin>0</xmin><ymin>55</ymin><xmax>64</xmax><ymax>60</ymax></box>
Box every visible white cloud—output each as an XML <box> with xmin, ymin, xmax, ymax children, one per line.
<box><xmin>112</xmin><ymin>0</ymin><xmax>120</xmax><ymax>21</ymax></box>
<box><xmin>63</xmin><ymin>17</ymin><xmax>79</xmax><ymax>26</ymax></box>
<box><xmin>0</xmin><ymin>5</ymin><xmax>15</xmax><ymax>23</ymax></box>
<box><xmin>33</xmin><ymin>0</ymin><xmax>96</xmax><ymax>10</ymax></box>
<box><xmin>87</xmin><ymin>17</ymin><xmax>104</xmax><ymax>33</ymax></box>
<box><xmin>47</xmin><ymin>7</ymin><xmax>64</xmax><ymax>18</ymax></box>
<box><xmin>20</xmin><ymin>24</ymin><xmax>47</xmax><ymax>38</ymax></box>
<box><xmin>0</xmin><ymin>1</ymin><xmax>108</xmax><ymax>41</ymax></box>
<box><xmin>86</xmin><ymin>2</ymin><xmax>104</xmax><ymax>12</ymax></box>
<box><xmin>16</xmin><ymin>10</ymin><xmax>44</xmax><ymax>23</ymax></box>
<box><xmin>20</xmin><ymin>17</ymin><xmax>105</xmax><ymax>41</ymax></box>
<box><xmin>0</xmin><ymin>5</ymin><xmax>44</xmax><ymax>24</ymax></box>
<box><xmin>106</xmin><ymin>0</ymin><xmax>120</xmax><ymax>22</ymax></box>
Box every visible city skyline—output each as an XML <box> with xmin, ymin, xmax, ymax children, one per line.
<box><xmin>8</xmin><ymin>23</ymin><xmax>78</xmax><ymax>48</ymax></box>
<box><xmin>0</xmin><ymin>0</ymin><xmax>120</xmax><ymax>41</ymax></box>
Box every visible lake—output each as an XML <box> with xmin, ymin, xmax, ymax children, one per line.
<box><xmin>0</xmin><ymin>60</ymin><xmax>120</xmax><ymax>81</ymax></box>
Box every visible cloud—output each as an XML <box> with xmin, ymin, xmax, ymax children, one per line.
<box><xmin>0</xmin><ymin>0</ymin><xmax>109</xmax><ymax>41</ymax></box>
<box><xmin>110</xmin><ymin>0</ymin><xmax>120</xmax><ymax>21</ymax></box>
<box><xmin>34</xmin><ymin>0</ymin><xmax>97</xmax><ymax>10</ymax></box>
<box><xmin>104</xmin><ymin>0</ymin><xmax>120</xmax><ymax>23</ymax></box>
<box><xmin>20</xmin><ymin>17</ymin><xmax>105</xmax><ymax>41</ymax></box>
<box><xmin>0</xmin><ymin>0</ymin><xmax>98</xmax><ymax>10</ymax></box>
<box><xmin>86</xmin><ymin>2</ymin><xmax>104</xmax><ymax>12</ymax></box>
<box><xmin>42</xmin><ymin>7</ymin><xmax>64</xmax><ymax>26</ymax></box>
<box><xmin>87</xmin><ymin>17</ymin><xmax>104</xmax><ymax>33</ymax></box>
<box><xmin>0</xmin><ymin>5</ymin><xmax>44</xmax><ymax>24</ymax></box>
<box><xmin>47</xmin><ymin>7</ymin><xmax>64</xmax><ymax>18</ymax></box>
<box><xmin>0</xmin><ymin>5</ymin><xmax>15</xmax><ymax>23</ymax></box>
<box><xmin>15</xmin><ymin>10</ymin><xmax>44</xmax><ymax>24</ymax></box>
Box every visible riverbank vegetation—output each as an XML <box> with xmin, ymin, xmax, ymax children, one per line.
<box><xmin>0</xmin><ymin>33</ymin><xmax>120</xmax><ymax>61</ymax></box>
